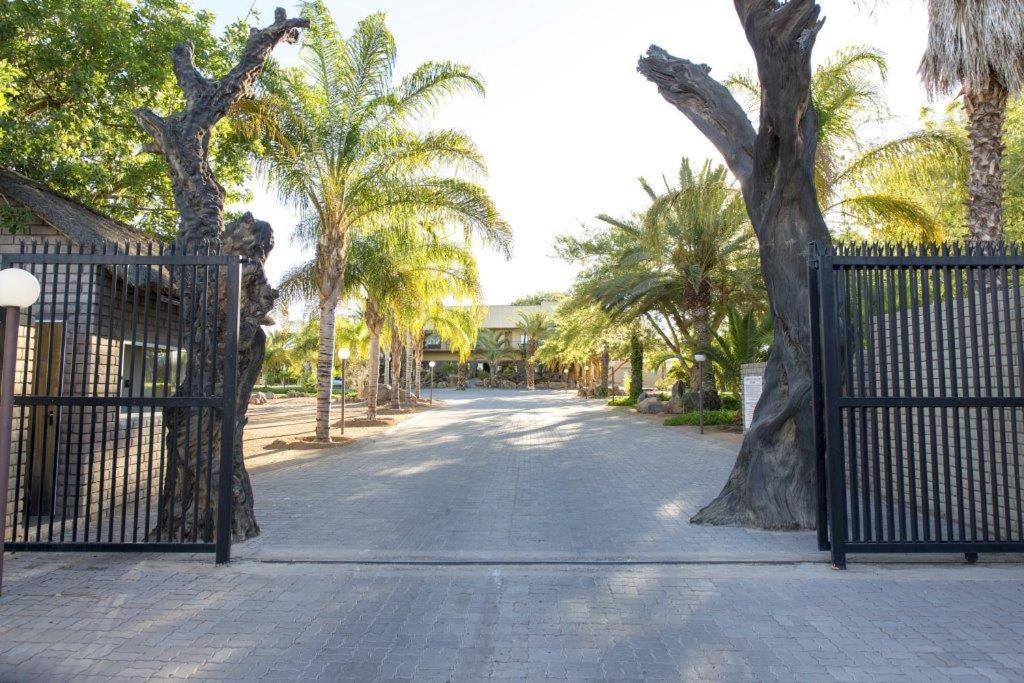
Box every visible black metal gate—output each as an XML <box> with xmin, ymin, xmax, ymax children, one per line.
<box><xmin>809</xmin><ymin>241</ymin><xmax>1024</xmax><ymax>568</ymax></box>
<box><xmin>1</xmin><ymin>241</ymin><xmax>240</xmax><ymax>562</ymax></box>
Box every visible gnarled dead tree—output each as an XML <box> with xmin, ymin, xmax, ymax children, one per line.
<box><xmin>638</xmin><ymin>0</ymin><xmax>829</xmax><ymax>529</ymax></box>
<box><xmin>134</xmin><ymin>9</ymin><xmax>308</xmax><ymax>541</ymax></box>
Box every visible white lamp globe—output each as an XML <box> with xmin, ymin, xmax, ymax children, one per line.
<box><xmin>694</xmin><ymin>353</ymin><xmax>707</xmax><ymax>363</ymax></box>
<box><xmin>338</xmin><ymin>347</ymin><xmax>351</xmax><ymax>361</ymax></box>
<box><xmin>428</xmin><ymin>360</ymin><xmax>436</xmax><ymax>368</ymax></box>
<box><xmin>0</xmin><ymin>268</ymin><xmax>41</xmax><ymax>308</ymax></box>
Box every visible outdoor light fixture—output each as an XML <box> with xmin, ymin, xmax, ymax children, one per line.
<box><xmin>0</xmin><ymin>268</ymin><xmax>41</xmax><ymax>308</ymax></box>
<box><xmin>428</xmin><ymin>361</ymin><xmax>436</xmax><ymax>404</ymax></box>
<box><xmin>694</xmin><ymin>353</ymin><xmax>707</xmax><ymax>434</ymax></box>
<box><xmin>338</xmin><ymin>347</ymin><xmax>350</xmax><ymax>437</ymax></box>
<box><xmin>0</xmin><ymin>267</ymin><xmax>41</xmax><ymax>595</ymax></box>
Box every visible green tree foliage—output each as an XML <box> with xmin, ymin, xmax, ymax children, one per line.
<box><xmin>859</xmin><ymin>98</ymin><xmax>1024</xmax><ymax>242</ymax></box>
<box><xmin>707</xmin><ymin>305</ymin><xmax>772</xmax><ymax>394</ymax></box>
<box><xmin>248</xmin><ymin>1</ymin><xmax>508</xmax><ymax>438</ymax></box>
<box><xmin>0</xmin><ymin>0</ymin><xmax>255</xmax><ymax>237</ymax></box>
<box><xmin>728</xmin><ymin>45</ymin><xmax>963</xmax><ymax>241</ymax></box>
<box><xmin>509</xmin><ymin>291</ymin><xmax>565</xmax><ymax>305</ymax></box>
<box><xmin>476</xmin><ymin>328</ymin><xmax>511</xmax><ymax>377</ymax></box>
<box><xmin>560</xmin><ymin>158</ymin><xmax>761</xmax><ymax>396</ymax></box>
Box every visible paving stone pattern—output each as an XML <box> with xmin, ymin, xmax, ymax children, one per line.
<box><xmin>1</xmin><ymin>390</ymin><xmax>1023</xmax><ymax>681</ymax></box>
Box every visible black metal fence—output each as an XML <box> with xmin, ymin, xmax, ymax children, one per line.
<box><xmin>809</xmin><ymin>241</ymin><xmax>1024</xmax><ymax>568</ymax></box>
<box><xmin>1</xmin><ymin>241</ymin><xmax>240</xmax><ymax>561</ymax></box>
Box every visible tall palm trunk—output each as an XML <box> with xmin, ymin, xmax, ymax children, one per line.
<box><xmin>404</xmin><ymin>332</ymin><xmax>414</xmax><ymax>401</ymax></box>
<box><xmin>366</xmin><ymin>330</ymin><xmax>381</xmax><ymax>420</ymax></box>
<box><xmin>692</xmin><ymin>296</ymin><xmax>722</xmax><ymax>410</ymax></box>
<box><xmin>315</xmin><ymin>291</ymin><xmax>340</xmax><ymax>442</ymax></box>
<box><xmin>525</xmin><ymin>342</ymin><xmax>537</xmax><ymax>389</ymax></box>
<box><xmin>413</xmin><ymin>337</ymin><xmax>423</xmax><ymax>398</ymax></box>
<box><xmin>601</xmin><ymin>342</ymin><xmax>610</xmax><ymax>393</ymax></box>
<box><xmin>964</xmin><ymin>79</ymin><xmax>1008</xmax><ymax>242</ymax></box>
<box><xmin>390</xmin><ymin>325</ymin><xmax>404</xmax><ymax>409</ymax></box>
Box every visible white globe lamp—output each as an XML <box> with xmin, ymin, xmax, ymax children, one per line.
<box><xmin>0</xmin><ymin>268</ymin><xmax>41</xmax><ymax>308</ymax></box>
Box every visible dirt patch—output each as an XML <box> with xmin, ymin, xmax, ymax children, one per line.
<box><xmin>337</xmin><ymin>418</ymin><xmax>395</xmax><ymax>428</ymax></box>
<box><xmin>242</xmin><ymin>397</ymin><xmax>437</xmax><ymax>472</ymax></box>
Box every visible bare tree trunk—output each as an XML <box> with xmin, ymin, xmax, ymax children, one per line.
<box><xmin>134</xmin><ymin>9</ymin><xmax>308</xmax><ymax>541</ymax></box>
<box><xmin>693</xmin><ymin>299</ymin><xmax>722</xmax><ymax>410</ymax></box>
<box><xmin>639</xmin><ymin>0</ymin><xmax>829</xmax><ymax>529</ymax></box>
<box><xmin>390</xmin><ymin>326</ymin><xmax>404</xmax><ymax>410</ymax></box>
<box><xmin>314</xmin><ymin>293</ymin><xmax>338</xmax><ymax>442</ymax></box>
<box><xmin>964</xmin><ymin>79</ymin><xmax>1007</xmax><ymax>242</ymax></box>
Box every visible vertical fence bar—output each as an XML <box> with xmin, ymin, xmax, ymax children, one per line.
<box><xmin>808</xmin><ymin>243</ymin><xmax>829</xmax><ymax>550</ymax></box>
<box><xmin>818</xmin><ymin>247</ymin><xmax>847</xmax><ymax>569</ymax></box>
<box><xmin>216</xmin><ymin>257</ymin><xmax>241</xmax><ymax>564</ymax></box>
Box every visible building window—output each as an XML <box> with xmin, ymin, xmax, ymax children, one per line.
<box><xmin>424</xmin><ymin>333</ymin><xmax>442</xmax><ymax>350</ymax></box>
<box><xmin>120</xmin><ymin>343</ymin><xmax>185</xmax><ymax>405</ymax></box>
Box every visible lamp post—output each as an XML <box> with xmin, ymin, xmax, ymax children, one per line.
<box><xmin>338</xmin><ymin>347</ymin><xmax>350</xmax><ymax>437</ymax></box>
<box><xmin>694</xmin><ymin>353</ymin><xmax>707</xmax><ymax>434</ymax></box>
<box><xmin>428</xmin><ymin>360</ymin><xmax>436</xmax><ymax>405</ymax></box>
<box><xmin>0</xmin><ymin>267</ymin><xmax>41</xmax><ymax>596</ymax></box>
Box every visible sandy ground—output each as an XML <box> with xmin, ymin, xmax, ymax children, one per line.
<box><xmin>242</xmin><ymin>395</ymin><xmax>438</xmax><ymax>473</ymax></box>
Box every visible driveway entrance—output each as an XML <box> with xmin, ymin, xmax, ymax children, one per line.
<box><xmin>238</xmin><ymin>390</ymin><xmax>817</xmax><ymax>562</ymax></box>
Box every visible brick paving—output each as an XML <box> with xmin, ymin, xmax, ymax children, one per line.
<box><xmin>2</xmin><ymin>389</ymin><xmax>1024</xmax><ymax>681</ymax></box>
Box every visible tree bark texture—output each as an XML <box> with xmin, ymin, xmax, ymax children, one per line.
<box><xmin>524</xmin><ymin>342</ymin><xmax>537</xmax><ymax>389</ymax></box>
<box><xmin>964</xmin><ymin>78</ymin><xmax>1008</xmax><ymax>242</ymax></box>
<box><xmin>389</xmin><ymin>326</ymin><xmax>404</xmax><ymax>409</ymax></box>
<box><xmin>639</xmin><ymin>0</ymin><xmax>829</xmax><ymax>530</ymax></box>
<box><xmin>366</xmin><ymin>329</ymin><xmax>381</xmax><ymax>420</ymax></box>
<box><xmin>600</xmin><ymin>342</ymin><xmax>610</xmax><ymax>393</ymax></box>
<box><xmin>135</xmin><ymin>9</ymin><xmax>308</xmax><ymax>541</ymax></box>
<box><xmin>315</xmin><ymin>294</ymin><xmax>338</xmax><ymax>442</ymax></box>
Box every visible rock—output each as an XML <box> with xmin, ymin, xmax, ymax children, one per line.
<box><xmin>286</xmin><ymin>390</ymin><xmax>304</xmax><ymax>398</ymax></box>
<box><xmin>637</xmin><ymin>396</ymin><xmax>667</xmax><ymax>414</ymax></box>
<box><xmin>249</xmin><ymin>393</ymin><xmax>267</xmax><ymax>406</ymax></box>
<box><xmin>264</xmin><ymin>391</ymin><xmax>276</xmax><ymax>400</ymax></box>
<box><xmin>666</xmin><ymin>380</ymin><xmax>687</xmax><ymax>414</ymax></box>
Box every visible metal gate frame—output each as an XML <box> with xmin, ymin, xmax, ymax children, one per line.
<box><xmin>0</xmin><ymin>242</ymin><xmax>240</xmax><ymax>563</ymax></box>
<box><xmin>809</xmin><ymin>240</ymin><xmax>1024</xmax><ymax>568</ymax></box>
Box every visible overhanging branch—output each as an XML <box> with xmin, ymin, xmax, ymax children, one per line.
<box><xmin>637</xmin><ymin>46</ymin><xmax>756</xmax><ymax>186</ymax></box>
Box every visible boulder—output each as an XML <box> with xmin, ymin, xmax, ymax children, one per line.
<box><xmin>666</xmin><ymin>380</ymin><xmax>687</xmax><ymax>414</ymax></box>
<box><xmin>250</xmin><ymin>392</ymin><xmax>267</xmax><ymax>406</ymax></box>
<box><xmin>636</xmin><ymin>396</ymin><xmax>667</xmax><ymax>414</ymax></box>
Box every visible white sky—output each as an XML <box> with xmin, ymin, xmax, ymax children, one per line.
<box><xmin>194</xmin><ymin>0</ymin><xmax>937</xmax><ymax>305</ymax></box>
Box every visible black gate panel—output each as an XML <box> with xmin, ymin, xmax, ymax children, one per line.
<box><xmin>809</xmin><ymin>241</ymin><xmax>1024</xmax><ymax>568</ymax></box>
<box><xmin>1</xmin><ymin>241</ymin><xmax>240</xmax><ymax>561</ymax></box>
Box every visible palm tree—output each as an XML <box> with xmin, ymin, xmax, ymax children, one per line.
<box><xmin>577</xmin><ymin>159</ymin><xmax>759</xmax><ymax>405</ymax></box>
<box><xmin>728</xmin><ymin>45</ymin><xmax>964</xmax><ymax>239</ymax></box>
<box><xmin>248</xmin><ymin>1</ymin><xmax>508</xmax><ymax>440</ymax></box>
<box><xmin>518</xmin><ymin>311</ymin><xmax>552</xmax><ymax>389</ymax></box>
<box><xmin>920</xmin><ymin>1</ymin><xmax>1024</xmax><ymax>241</ymax></box>
<box><xmin>282</xmin><ymin>220</ymin><xmax>483</xmax><ymax>420</ymax></box>
<box><xmin>707</xmin><ymin>305</ymin><xmax>772</xmax><ymax>394</ymax></box>
<box><xmin>476</xmin><ymin>328</ymin><xmax>511</xmax><ymax>383</ymax></box>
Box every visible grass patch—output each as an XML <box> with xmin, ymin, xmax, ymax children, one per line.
<box><xmin>663</xmin><ymin>409</ymin><xmax>738</xmax><ymax>427</ymax></box>
<box><xmin>607</xmin><ymin>395</ymin><xmax>637</xmax><ymax>407</ymax></box>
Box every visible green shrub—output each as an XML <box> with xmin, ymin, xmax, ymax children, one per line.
<box><xmin>608</xmin><ymin>395</ymin><xmax>637</xmax><ymax>407</ymax></box>
<box><xmin>663</xmin><ymin>409</ymin><xmax>738</xmax><ymax>427</ymax></box>
<box><xmin>719</xmin><ymin>394</ymin><xmax>740</xmax><ymax>411</ymax></box>
<box><xmin>658</xmin><ymin>391</ymin><xmax>671</xmax><ymax>401</ymax></box>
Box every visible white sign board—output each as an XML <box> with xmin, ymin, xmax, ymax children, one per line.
<box><xmin>741</xmin><ymin>364</ymin><xmax>766</xmax><ymax>431</ymax></box>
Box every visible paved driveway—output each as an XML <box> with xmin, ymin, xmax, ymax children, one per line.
<box><xmin>239</xmin><ymin>389</ymin><xmax>817</xmax><ymax>562</ymax></box>
<box><xmin>3</xmin><ymin>390</ymin><xmax>1024</xmax><ymax>681</ymax></box>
